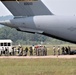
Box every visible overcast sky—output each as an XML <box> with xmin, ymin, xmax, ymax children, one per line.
<box><xmin>0</xmin><ymin>0</ymin><xmax>76</xmax><ymax>16</ymax></box>
<box><xmin>0</xmin><ymin>2</ymin><xmax>12</xmax><ymax>16</ymax></box>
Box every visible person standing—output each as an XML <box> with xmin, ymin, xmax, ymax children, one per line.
<box><xmin>25</xmin><ymin>47</ymin><xmax>28</xmax><ymax>56</ymax></box>
<box><xmin>61</xmin><ymin>46</ymin><xmax>65</xmax><ymax>55</ymax></box>
<box><xmin>5</xmin><ymin>47</ymin><xmax>8</xmax><ymax>56</ymax></box>
<box><xmin>53</xmin><ymin>46</ymin><xmax>56</xmax><ymax>55</ymax></box>
<box><xmin>18</xmin><ymin>47</ymin><xmax>20</xmax><ymax>54</ymax></box>
<box><xmin>2</xmin><ymin>47</ymin><xmax>4</xmax><ymax>55</ymax></box>
<box><xmin>29</xmin><ymin>47</ymin><xmax>33</xmax><ymax>56</ymax></box>
<box><xmin>19</xmin><ymin>47</ymin><xmax>23</xmax><ymax>56</ymax></box>
<box><xmin>44</xmin><ymin>46</ymin><xmax>47</xmax><ymax>56</ymax></box>
<box><xmin>12</xmin><ymin>47</ymin><xmax>15</xmax><ymax>56</ymax></box>
<box><xmin>68</xmin><ymin>46</ymin><xmax>71</xmax><ymax>55</ymax></box>
<box><xmin>65</xmin><ymin>47</ymin><xmax>68</xmax><ymax>54</ymax></box>
<box><xmin>57</xmin><ymin>46</ymin><xmax>60</xmax><ymax>56</ymax></box>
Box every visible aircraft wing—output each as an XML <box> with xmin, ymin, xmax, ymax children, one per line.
<box><xmin>2</xmin><ymin>0</ymin><xmax>53</xmax><ymax>16</ymax></box>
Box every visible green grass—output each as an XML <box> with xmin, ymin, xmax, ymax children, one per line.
<box><xmin>0</xmin><ymin>59</ymin><xmax>76</xmax><ymax>75</ymax></box>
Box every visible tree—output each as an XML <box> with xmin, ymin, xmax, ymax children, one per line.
<box><xmin>0</xmin><ymin>26</ymin><xmax>69</xmax><ymax>45</ymax></box>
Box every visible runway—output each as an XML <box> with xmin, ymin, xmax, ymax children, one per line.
<box><xmin>0</xmin><ymin>55</ymin><xmax>76</xmax><ymax>59</ymax></box>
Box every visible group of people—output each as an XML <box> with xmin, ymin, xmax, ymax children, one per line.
<box><xmin>0</xmin><ymin>47</ymin><xmax>9</xmax><ymax>56</ymax></box>
<box><xmin>34</xmin><ymin>46</ymin><xmax>47</xmax><ymax>56</ymax></box>
<box><xmin>0</xmin><ymin>45</ymin><xmax>47</xmax><ymax>56</ymax></box>
<box><xmin>53</xmin><ymin>46</ymin><xmax>71</xmax><ymax>56</ymax></box>
<box><xmin>0</xmin><ymin>45</ymin><xmax>72</xmax><ymax>56</ymax></box>
<box><xmin>12</xmin><ymin>46</ymin><xmax>32</xmax><ymax>56</ymax></box>
<box><xmin>12</xmin><ymin>45</ymin><xmax>47</xmax><ymax>56</ymax></box>
<box><xmin>61</xmin><ymin>46</ymin><xmax>71</xmax><ymax>55</ymax></box>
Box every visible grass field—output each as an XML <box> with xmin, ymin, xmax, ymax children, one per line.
<box><xmin>0</xmin><ymin>45</ymin><xmax>76</xmax><ymax>75</ymax></box>
<box><xmin>0</xmin><ymin>58</ymin><xmax>76</xmax><ymax>75</ymax></box>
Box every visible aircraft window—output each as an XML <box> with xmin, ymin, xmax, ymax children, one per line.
<box><xmin>8</xmin><ymin>43</ymin><xmax>11</xmax><ymax>46</ymax></box>
<box><xmin>4</xmin><ymin>43</ymin><xmax>7</xmax><ymax>46</ymax></box>
<box><xmin>1</xmin><ymin>43</ymin><xmax>3</xmax><ymax>46</ymax></box>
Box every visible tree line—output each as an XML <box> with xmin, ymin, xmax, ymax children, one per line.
<box><xmin>0</xmin><ymin>26</ymin><xmax>69</xmax><ymax>45</ymax></box>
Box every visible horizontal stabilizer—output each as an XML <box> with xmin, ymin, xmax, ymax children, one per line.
<box><xmin>2</xmin><ymin>0</ymin><xmax>53</xmax><ymax>16</ymax></box>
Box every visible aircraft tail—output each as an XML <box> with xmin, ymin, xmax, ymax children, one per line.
<box><xmin>1</xmin><ymin>0</ymin><xmax>53</xmax><ymax>16</ymax></box>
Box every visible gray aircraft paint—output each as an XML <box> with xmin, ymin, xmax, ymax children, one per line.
<box><xmin>33</xmin><ymin>16</ymin><xmax>76</xmax><ymax>41</ymax></box>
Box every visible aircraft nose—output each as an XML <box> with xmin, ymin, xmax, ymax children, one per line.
<box><xmin>0</xmin><ymin>21</ymin><xmax>6</xmax><ymax>25</ymax></box>
<box><xmin>0</xmin><ymin>20</ymin><xmax>11</xmax><ymax>26</ymax></box>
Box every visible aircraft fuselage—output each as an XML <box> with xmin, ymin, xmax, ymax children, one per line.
<box><xmin>1</xmin><ymin>15</ymin><xmax>76</xmax><ymax>43</ymax></box>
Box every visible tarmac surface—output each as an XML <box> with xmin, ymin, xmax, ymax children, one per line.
<box><xmin>0</xmin><ymin>55</ymin><xmax>76</xmax><ymax>59</ymax></box>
